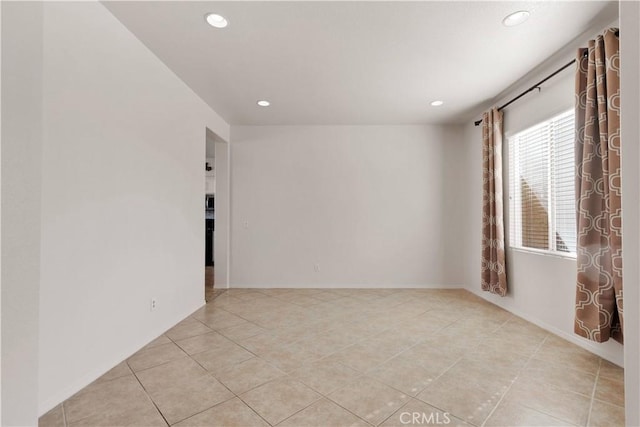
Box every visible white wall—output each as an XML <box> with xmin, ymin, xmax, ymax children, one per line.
<box><xmin>230</xmin><ymin>125</ymin><xmax>464</xmax><ymax>288</ymax></box>
<box><xmin>620</xmin><ymin>0</ymin><xmax>640</xmax><ymax>423</ymax></box>
<box><xmin>459</xmin><ymin>32</ymin><xmax>623</xmax><ymax>365</ymax></box>
<box><xmin>38</xmin><ymin>2</ymin><xmax>229</xmax><ymax>414</ymax></box>
<box><xmin>0</xmin><ymin>0</ymin><xmax>2</xmax><ymax>419</ymax></box>
<box><xmin>1</xmin><ymin>3</ymin><xmax>3</xmax><ymax>420</ymax></box>
<box><xmin>1</xmin><ymin>2</ymin><xmax>43</xmax><ymax>425</ymax></box>
<box><xmin>214</xmin><ymin>141</ymin><xmax>230</xmax><ymax>288</ymax></box>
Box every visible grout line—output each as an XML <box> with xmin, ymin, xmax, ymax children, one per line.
<box><xmin>129</xmin><ymin>367</ymin><xmax>171</xmax><ymax>427</ymax></box>
<box><xmin>585</xmin><ymin>358</ymin><xmax>603</xmax><ymax>427</ymax></box>
<box><xmin>311</xmin><ymin>376</ymin><xmax>382</xmax><ymax>427</ymax></box>
<box><xmin>376</xmin><ymin>398</ymin><xmax>413</xmax><ymax>427</ymax></box>
<box><xmin>232</xmin><ymin>380</ymin><xmax>291</xmax><ymax>427</ymax></box>
<box><xmin>479</xmin><ymin>333</ymin><xmax>550</xmax><ymax>427</ymax></box>
<box><xmin>265</xmin><ymin>394</ymin><xmax>325</xmax><ymax>427</ymax></box>
<box><xmin>166</xmin><ymin>393</ymin><xmax>238</xmax><ymax>426</ymax></box>
<box><xmin>61</xmin><ymin>401</ymin><xmax>68</xmax><ymax>427</ymax></box>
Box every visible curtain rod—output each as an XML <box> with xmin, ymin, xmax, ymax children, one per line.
<box><xmin>473</xmin><ymin>53</ymin><xmax>584</xmax><ymax>127</ymax></box>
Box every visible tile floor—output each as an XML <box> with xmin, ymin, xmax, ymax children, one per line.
<box><xmin>39</xmin><ymin>288</ymin><xmax>625</xmax><ymax>427</ymax></box>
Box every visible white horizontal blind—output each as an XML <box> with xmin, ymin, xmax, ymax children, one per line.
<box><xmin>508</xmin><ymin>110</ymin><xmax>576</xmax><ymax>255</ymax></box>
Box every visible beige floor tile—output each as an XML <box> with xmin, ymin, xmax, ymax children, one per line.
<box><xmin>535</xmin><ymin>336</ymin><xmax>601</xmax><ymax>374</ymax></box>
<box><xmin>416</xmin><ymin>374</ymin><xmax>502</xmax><ymax>426</ymax></box>
<box><xmin>381</xmin><ymin>399</ymin><xmax>470</xmax><ymax>427</ymax></box>
<box><xmin>173</xmin><ymin>397</ymin><xmax>269</xmax><ymax>427</ymax></box>
<box><xmin>518</xmin><ymin>358</ymin><xmax>596</xmax><ymax>396</ymax></box>
<box><xmin>237</xmin><ymin>332</ymin><xmax>291</xmax><ymax>354</ymax></box>
<box><xmin>465</xmin><ymin>344</ymin><xmax>530</xmax><ymax>371</ymax></box>
<box><xmin>203</xmin><ymin>295</ymin><xmax>245</xmax><ymax>310</ymax></box>
<box><xmin>271</xmin><ymin>323</ymin><xmax>320</xmax><ymax>343</ymax></box>
<box><xmin>594</xmin><ymin>376</ymin><xmax>625</xmax><ymax>407</ymax></box>
<box><xmin>347</xmin><ymin>320</ymin><xmax>391</xmax><ymax>338</ymax></box>
<box><xmin>49</xmin><ymin>289</ymin><xmax>625</xmax><ymax>427</ymax></box>
<box><xmin>68</xmin><ymin>410</ymin><xmax>165</xmax><ymax>427</ymax></box>
<box><xmin>282</xmin><ymin>294</ymin><xmax>325</xmax><ymax>307</ymax></box>
<box><xmin>328</xmin><ymin>376</ymin><xmax>410</xmax><ymax>426</ymax></box>
<box><xmin>229</xmin><ymin>291</ymin><xmax>271</xmax><ymax>302</ymax></box>
<box><xmin>484</xmin><ymin>399</ymin><xmax>573</xmax><ymax>427</ymax></box>
<box><xmin>599</xmin><ymin>360</ymin><xmax>624</xmax><ymax>383</ymax></box>
<box><xmin>38</xmin><ymin>405</ymin><xmax>65</xmax><ymax>427</ymax></box>
<box><xmin>418</xmin><ymin>308</ymin><xmax>467</xmax><ymax>324</ymax></box>
<box><xmin>275</xmin><ymin>289</ymin><xmax>323</xmax><ymax>298</ymax></box>
<box><xmin>289</xmin><ymin>359</ymin><xmax>361</xmax><ymax>395</ymax></box>
<box><xmin>191</xmin><ymin>340</ymin><xmax>255</xmax><ymax>375</ymax></box>
<box><xmin>479</xmin><ymin>329</ymin><xmax>547</xmax><ymax>357</ymax></box>
<box><xmin>312</xmin><ymin>291</ymin><xmax>347</xmax><ymax>302</ymax></box>
<box><xmin>174</xmin><ymin>331</ymin><xmax>233</xmax><ymax>355</ymax></box>
<box><xmin>589</xmin><ymin>399</ymin><xmax>625</xmax><ymax>427</ymax></box>
<box><xmin>96</xmin><ymin>361</ymin><xmax>132</xmax><ymax>382</ymax></box>
<box><xmin>217</xmin><ymin>322</ymin><xmax>267</xmax><ymax>341</ymax></box>
<box><xmin>136</xmin><ymin>358</ymin><xmax>233</xmax><ymax>424</ymax></box>
<box><xmin>143</xmin><ymin>335</ymin><xmax>172</xmax><ymax>349</ymax></box>
<box><xmin>278</xmin><ymin>398</ymin><xmax>369</xmax><ymax>427</ymax></box>
<box><xmin>64</xmin><ymin>375</ymin><xmax>164</xmax><ymax>426</ymax></box>
<box><xmin>399</xmin><ymin>340</ymin><xmax>465</xmax><ymax>373</ymax></box>
<box><xmin>216</xmin><ymin>357</ymin><xmax>286</xmax><ymax>394</ymax></box>
<box><xmin>257</xmin><ymin>345</ymin><xmax>320</xmax><ymax>372</ymax></box>
<box><xmin>240</xmin><ymin>378</ymin><xmax>321</xmax><ymax>425</ymax></box>
<box><xmin>437</xmin><ymin>319</ymin><xmax>502</xmax><ymax>340</ymax></box>
<box><xmin>194</xmin><ymin>309</ymin><xmax>249</xmax><ymax>330</ymax></box>
<box><xmin>149</xmin><ymin>375</ymin><xmax>234</xmax><ymax>425</ymax></box>
<box><xmin>293</xmin><ymin>330</ymin><xmax>357</xmax><ymax>357</ymax></box>
<box><xmin>368</xmin><ymin>356</ymin><xmax>442</xmax><ymax>397</ymax></box>
<box><xmin>250</xmin><ymin>313</ymin><xmax>302</xmax><ymax>331</ymax></box>
<box><xmin>426</xmin><ymin>328</ymin><xmax>489</xmax><ymax>351</ymax></box>
<box><xmin>329</xmin><ymin>340</ymin><xmax>400</xmax><ymax>373</ymax></box>
<box><xmin>392</xmin><ymin>312</ymin><xmax>455</xmax><ymax>337</ymax></box>
<box><xmin>165</xmin><ymin>317</ymin><xmax>213</xmax><ymax>341</ymax></box>
<box><xmin>368</xmin><ymin>329</ymin><xmax>423</xmax><ymax>354</ymax></box>
<box><xmin>506</xmin><ymin>377</ymin><xmax>591</xmax><ymax>426</ymax></box>
<box><xmin>127</xmin><ymin>342</ymin><xmax>187</xmax><ymax>372</ymax></box>
<box><xmin>499</xmin><ymin>316</ymin><xmax>549</xmax><ymax>340</ymax></box>
<box><xmin>231</xmin><ymin>304</ymin><xmax>287</xmax><ymax>321</ymax></box>
<box><xmin>133</xmin><ymin>356</ymin><xmax>202</xmax><ymax>391</ymax></box>
<box><xmin>442</xmin><ymin>359</ymin><xmax>519</xmax><ymax>394</ymax></box>
<box><xmin>388</xmin><ymin>300</ymin><xmax>431</xmax><ymax>318</ymax></box>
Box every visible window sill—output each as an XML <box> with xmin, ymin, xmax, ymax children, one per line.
<box><xmin>508</xmin><ymin>246</ymin><xmax>577</xmax><ymax>260</ymax></box>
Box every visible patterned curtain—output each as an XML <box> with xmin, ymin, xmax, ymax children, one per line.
<box><xmin>574</xmin><ymin>28</ymin><xmax>623</xmax><ymax>344</ymax></box>
<box><xmin>481</xmin><ymin>108</ymin><xmax>507</xmax><ymax>297</ymax></box>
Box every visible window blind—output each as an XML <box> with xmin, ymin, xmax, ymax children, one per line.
<box><xmin>508</xmin><ymin>110</ymin><xmax>576</xmax><ymax>255</ymax></box>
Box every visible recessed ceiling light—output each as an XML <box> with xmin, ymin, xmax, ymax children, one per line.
<box><xmin>502</xmin><ymin>10</ymin><xmax>530</xmax><ymax>27</ymax></box>
<box><xmin>430</xmin><ymin>100</ymin><xmax>444</xmax><ymax>107</ymax></box>
<box><xmin>205</xmin><ymin>13</ymin><xmax>228</xmax><ymax>28</ymax></box>
<box><xmin>257</xmin><ymin>100</ymin><xmax>271</xmax><ymax>107</ymax></box>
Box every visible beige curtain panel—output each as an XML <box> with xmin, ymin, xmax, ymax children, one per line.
<box><xmin>481</xmin><ymin>108</ymin><xmax>507</xmax><ymax>297</ymax></box>
<box><xmin>574</xmin><ymin>28</ymin><xmax>623</xmax><ymax>344</ymax></box>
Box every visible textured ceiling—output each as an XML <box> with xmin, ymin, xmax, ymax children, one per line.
<box><xmin>104</xmin><ymin>1</ymin><xmax>617</xmax><ymax>125</ymax></box>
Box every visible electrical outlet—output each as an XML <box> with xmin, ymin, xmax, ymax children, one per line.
<box><xmin>150</xmin><ymin>298</ymin><xmax>157</xmax><ymax>312</ymax></box>
<box><xmin>314</xmin><ymin>263</ymin><xmax>320</xmax><ymax>272</ymax></box>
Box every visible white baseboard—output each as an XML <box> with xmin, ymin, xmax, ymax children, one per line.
<box><xmin>38</xmin><ymin>300</ymin><xmax>206</xmax><ymax>417</ymax></box>
<box><xmin>465</xmin><ymin>287</ymin><xmax>624</xmax><ymax>367</ymax></box>
<box><xmin>228</xmin><ymin>283</ymin><xmax>465</xmax><ymax>289</ymax></box>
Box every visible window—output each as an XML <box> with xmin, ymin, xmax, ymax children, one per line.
<box><xmin>508</xmin><ymin>110</ymin><xmax>576</xmax><ymax>256</ymax></box>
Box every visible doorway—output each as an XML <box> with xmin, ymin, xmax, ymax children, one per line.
<box><xmin>205</xmin><ymin>128</ymin><xmax>229</xmax><ymax>301</ymax></box>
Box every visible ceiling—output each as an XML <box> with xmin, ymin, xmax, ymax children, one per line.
<box><xmin>104</xmin><ymin>1</ymin><xmax>616</xmax><ymax>125</ymax></box>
